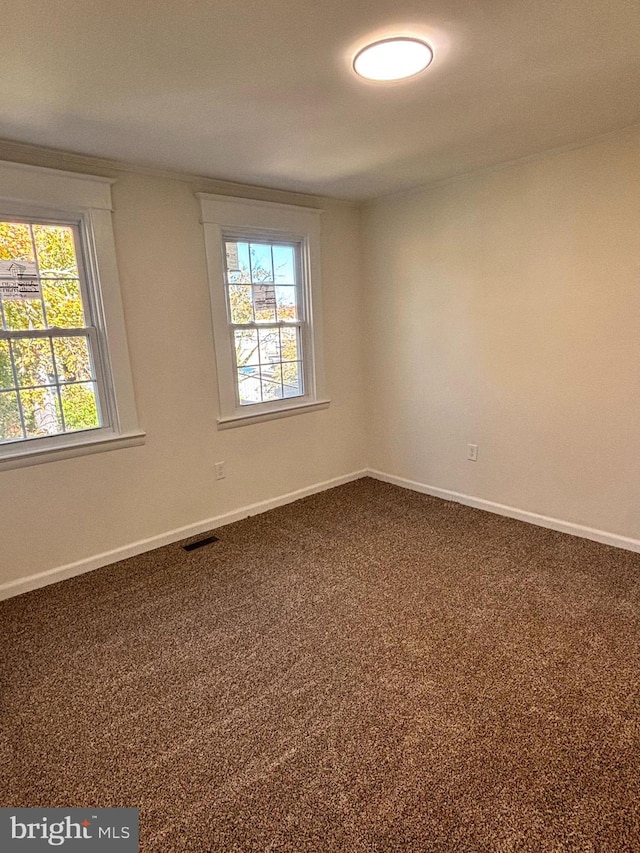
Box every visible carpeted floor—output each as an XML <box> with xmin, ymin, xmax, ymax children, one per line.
<box><xmin>1</xmin><ymin>478</ymin><xmax>639</xmax><ymax>851</ymax></box>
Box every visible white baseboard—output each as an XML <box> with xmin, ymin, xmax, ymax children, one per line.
<box><xmin>367</xmin><ymin>469</ymin><xmax>640</xmax><ymax>554</ymax></box>
<box><xmin>4</xmin><ymin>467</ymin><xmax>638</xmax><ymax>602</ymax></box>
<box><xmin>0</xmin><ymin>469</ymin><xmax>368</xmax><ymax>602</ymax></box>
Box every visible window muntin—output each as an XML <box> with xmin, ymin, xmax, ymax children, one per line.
<box><xmin>0</xmin><ymin>218</ymin><xmax>107</xmax><ymax>446</ymax></box>
<box><xmin>223</xmin><ymin>236</ymin><xmax>305</xmax><ymax>406</ymax></box>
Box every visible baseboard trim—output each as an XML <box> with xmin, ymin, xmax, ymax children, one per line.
<box><xmin>367</xmin><ymin>469</ymin><xmax>640</xmax><ymax>554</ymax></box>
<box><xmin>5</xmin><ymin>467</ymin><xmax>637</xmax><ymax>602</ymax></box>
<box><xmin>0</xmin><ymin>469</ymin><xmax>368</xmax><ymax>601</ymax></box>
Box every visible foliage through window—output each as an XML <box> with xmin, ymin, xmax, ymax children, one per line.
<box><xmin>0</xmin><ymin>219</ymin><xmax>104</xmax><ymax>445</ymax></box>
<box><xmin>224</xmin><ymin>237</ymin><xmax>304</xmax><ymax>405</ymax></box>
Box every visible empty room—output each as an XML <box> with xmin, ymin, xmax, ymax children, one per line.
<box><xmin>1</xmin><ymin>1</ymin><xmax>639</xmax><ymax>850</ymax></box>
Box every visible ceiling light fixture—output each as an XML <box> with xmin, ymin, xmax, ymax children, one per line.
<box><xmin>353</xmin><ymin>37</ymin><xmax>433</xmax><ymax>82</ymax></box>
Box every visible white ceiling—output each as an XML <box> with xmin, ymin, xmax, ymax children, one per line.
<box><xmin>2</xmin><ymin>0</ymin><xmax>639</xmax><ymax>200</ymax></box>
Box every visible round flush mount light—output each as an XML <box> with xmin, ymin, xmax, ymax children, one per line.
<box><xmin>353</xmin><ymin>37</ymin><xmax>433</xmax><ymax>81</ymax></box>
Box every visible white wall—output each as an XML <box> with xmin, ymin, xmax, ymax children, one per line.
<box><xmin>4</xmin><ymin>124</ymin><xmax>640</xmax><ymax>595</ymax></box>
<box><xmin>0</xmin><ymin>168</ymin><xmax>367</xmax><ymax>591</ymax></box>
<box><xmin>363</xmin><ymin>127</ymin><xmax>640</xmax><ymax>542</ymax></box>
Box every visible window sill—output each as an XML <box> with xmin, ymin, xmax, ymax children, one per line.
<box><xmin>0</xmin><ymin>429</ymin><xmax>146</xmax><ymax>471</ymax></box>
<box><xmin>218</xmin><ymin>398</ymin><xmax>330</xmax><ymax>429</ymax></box>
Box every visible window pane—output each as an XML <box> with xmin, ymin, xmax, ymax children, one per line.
<box><xmin>53</xmin><ymin>336</ymin><xmax>93</xmax><ymax>382</ymax></box>
<box><xmin>0</xmin><ymin>390</ymin><xmax>22</xmax><ymax>441</ymax></box>
<box><xmin>275</xmin><ymin>286</ymin><xmax>298</xmax><ymax>321</ymax></box>
<box><xmin>0</xmin><ymin>341</ymin><xmax>14</xmax><ymax>389</ymax></box>
<box><xmin>228</xmin><ymin>284</ymin><xmax>253</xmax><ymax>323</ymax></box>
<box><xmin>20</xmin><ymin>386</ymin><xmax>62</xmax><ymax>438</ymax></box>
<box><xmin>0</xmin><ymin>223</ymin><xmax>34</xmax><ymax>263</ymax></box>
<box><xmin>225</xmin><ymin>241</ymin><xmax>243</xmax><ymax>283</ymax></box>
<box><xmin>280</xmin><ymin>327</ymin><xmax>299</xmax><ymax>362</ymax></box>
<box><xmin>283</xmin><ymin>361</ymin><xmax>303</xmax><ymax>398</ymax></box>
<box><xmin>258</xmin><ymin>327</ymin><xmax>281</xmax><ymax>364</ymax></box>
<box><xmin>238</xmin><ymin>367</ymin><xmax>262</xmax><ymax>405</ymax></box>
<box><xmin>60</xmin><ymin>382</ymin><xmax>100</xmax><ymax>432</ymax></box>
<box><xmin>249</xmin><ymin>243</ymin><xmax>273</xmax><ymax>283</ymax></box>
<box><xmin>2</xmin><ymin>298</ymin><xmax>45</xmax><ymax>330</ymax></box>
<box><xmin>253</xmin><ymin>285</ymin><xmax>277</xmax><ymax>322</ymax></box>
<box><xmin>43</xmin><ymin>279</ymin><xmax>85</xmax><ymax>328</ymax></box>
<box><xmin>230</xmin><ymin>241</ymin><xmax>251</xmax><ymax>283</ymax></box>
<box><xmin>33</xmin><ymin>224</ymin><xmax>78</xmax><ymax>277</ymax></box>
<box><xmin>273</xmin><ymin>245</ymin><xmax>295</xmax><ymax>284</ymax></box>
<box><xmin>261</xmin><ymin>363</ymin><xmax>283</xmax><ymax>401</ymax></box>
<box><xmin>11</xmin><ymin>338</ymin><xmax>55</xmax><ymax>387</ymax></box>
<box><xmin>234</xmin><ymin>329</ymin><xmax>259</xmax><ymax>367</ymax></box>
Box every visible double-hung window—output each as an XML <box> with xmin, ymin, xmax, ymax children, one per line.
<box><xmin>199</xmin><ymin>194</ymin><xmax>328</xmax><ymax>427</ymax></box>
<box><xmin>0</xmin><ymin>161</ymin><xmax>142</xmax><ymax>468</ymax></box>
<box><xmin>223</xmin><ymin>235</ymin><xmax>305</xmax><ymax>405</ymax></box>
<box><xmin>0</xmin><ymin>218</ymin><xmax>106</xmax><ymax>443</ymax></box>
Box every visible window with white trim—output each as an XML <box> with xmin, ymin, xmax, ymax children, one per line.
<box><xmin>0</xmin><ymin>162</ymin><xmax>143</xmax><ymax>468</ymax></box>
<box><xmin>198</xmin><ymin>194</ymin><xmax>328</xmax><ymax>428</ymax></box>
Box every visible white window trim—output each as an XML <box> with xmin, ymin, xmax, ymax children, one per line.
<box><xmin>0</xmin><ymin>161</ymin><xmax>144</xmax><ymax>469</ymax></box>
<box><xmin>198</xmin><ymin>194</ymin><xmax>329</xmax><ymax>428</ymax></box>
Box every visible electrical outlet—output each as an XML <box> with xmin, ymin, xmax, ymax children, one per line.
<box><xmin>467</xmin><ymin>443</ymin><xmax>478</xmax><ymax>462</ymax></box>
<box><xmin>214</xmin><ymin>461</ymin><xmax>226</xmax><ymax>480</ymax></box>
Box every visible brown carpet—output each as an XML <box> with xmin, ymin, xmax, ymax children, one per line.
<box><xmin>2</xmin><ymin>478</ymin><xmax>639</xmax><ymax>851</ymax></box>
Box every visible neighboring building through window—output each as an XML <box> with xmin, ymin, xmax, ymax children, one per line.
<box><xmin>199</xmin><ymin>194</ymin><xmax>328</xmax><ymax>428</ymax></box>
<box><xmin>0</xmin><ymin>161</ymin><xmax>143</xmax><ymax>468</ymax></box>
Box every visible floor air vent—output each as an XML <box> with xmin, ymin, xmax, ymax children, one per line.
<box><xmin>183</xmin><ymin>535</ymin><xmax>219</xmax><ymax>552</ymax></box>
